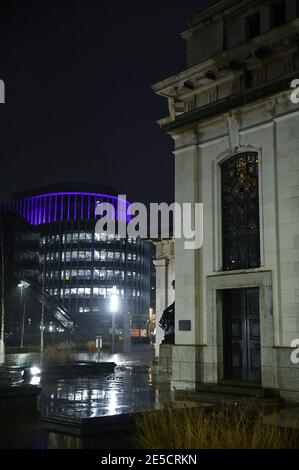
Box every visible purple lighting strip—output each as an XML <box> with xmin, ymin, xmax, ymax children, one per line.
<box><xmin>10</xmin><ymin>191</ymin><xmax>130</xmax><ymax>226</ymax></box>
<box><xmin>60</xmin><ymin>195</ymin><xmax>64</xmax><ymax>221</ymax></box>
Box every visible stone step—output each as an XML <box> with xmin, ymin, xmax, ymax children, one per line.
<box><xmin>195</xmin><ymin>383</ymin><xmax>279</xmax><ymax>398</ymax></box>
<box><xmin>174</xmin><ymin>388</ymin><xmax>284</xmax><ymax>412</ymax></box>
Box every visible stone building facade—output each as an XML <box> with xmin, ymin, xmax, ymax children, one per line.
<box><xmin>152</xmin><ymin>238</ymin><xmax>175</xmax><ymax>357</ymax></box>
<box><xmin>153</xmin><ymin>0</ymin><xmax>299</xmax><ymax>401</ymax></box>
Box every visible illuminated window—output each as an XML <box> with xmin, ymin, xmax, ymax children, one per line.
<box><xmin>65</xmin><ymin>288</ymin><xmax>70</xmax><ymax>297</ymax></box>
<box><xmin>99</xmin><ymin>270</ymin><xmax>106</xmax><ymax>279</ymax></box>
<box><xmin>77</xmin><ymin>287</ymin><xmax>91</xmax><ymax>297</ymax></box>
<box><xmin>221</xmin><ymin>153</ymin><xmax>260</xmax><ymax>270</ymax></box>
<box><xmin>107</xmin><ymin>286</ymin><xmax>120</xmax><ymax>296</ymax></box>
<box><xmin>93</xmin><ymin>288</ymin><xmax>106</xmax><ymax>298</ymax></box>
<box><xmin>93</xmin><ymin>287</ymin><xmax>106</xmax><ymax>296</ymax></box>
<box><xmin>79</xmin><ymin>306</ymin><xmax>90</xmax><ymax>313</ymax></box>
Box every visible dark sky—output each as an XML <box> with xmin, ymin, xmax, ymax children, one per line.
<box><xmin>0</xmin><ymin>0</ymin><xmax>213</xmax><ymax>206</ymax></box>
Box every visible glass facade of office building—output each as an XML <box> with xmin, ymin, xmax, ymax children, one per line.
<box><xmin>5</xmin><ymin>183</ymin><xmax>153</xmax><ymax>339</ymax></box>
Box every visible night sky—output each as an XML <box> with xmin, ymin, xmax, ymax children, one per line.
<box><xmin>0</xmin><ymin>0</ymin><xmax>214</xmax><ymax>206</ymax></box>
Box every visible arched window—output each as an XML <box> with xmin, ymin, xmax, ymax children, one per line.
<box><xmin>221</xmin><ymin>152</ymin><xmax>260</xmax><ymax>270</ymax></box>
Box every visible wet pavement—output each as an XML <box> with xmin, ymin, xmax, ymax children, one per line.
<box><xmin>5</xmin><ymin>345</ymin><xmax>158</xmax><ymax>419</ymax></box>
<box><xmin>0</xmin><ymin>345</ymin><xmax>163</xmax><ymax>448</ymax></box>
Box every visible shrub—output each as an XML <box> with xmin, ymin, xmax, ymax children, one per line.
<box><xmin>134</xmin><ymin>406</ymin><xmax>298</xmax><ymax>449</ymax></box>
<box><xmin>86</xmin><ymin>340</ymin><xmax>97</xmax><ymax>352</ymax></box>
<box><xmin>44</xmin><ymin>340</ymin><xmax>76</xmax><ymax>364</ymax></box>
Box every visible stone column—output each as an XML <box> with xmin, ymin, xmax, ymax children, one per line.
<box><xmin>171</xmin><ymin>129</ymin><xmax>202</xmax><ymax>390</ymax></box>
<box><xmin>153</xmin><ymin>258</ymin><xmax>168</xmax><ymax>357</ymax></box>
<box><xmin>152</xmin><ymin>239</ymin><xmax>175</xmax><ymax>357</ymax></box>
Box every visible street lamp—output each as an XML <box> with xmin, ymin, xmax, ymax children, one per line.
<box><xmin>110</xmin><ymin>286</ymin><xmax>119</xmax><ymax>354</ymax></box>
<box><xmin>18</xmin><ymin>280</ymin><xmax>30</xmax><ymax>348</ymax></box>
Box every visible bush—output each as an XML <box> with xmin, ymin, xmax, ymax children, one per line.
<box><xmin>44</xmin><ymin>340</ymin><xmax>76</xmax><ymax>364</ymax></box>
<box><xmin>86</xmin><ymin>340</ymin><xmax>97</xmax><ymax>352</ymax></box>
<box><xmin>134</xmin><ymin>406</ymin><xmax>298</xmax><ymax>449</ymax></box>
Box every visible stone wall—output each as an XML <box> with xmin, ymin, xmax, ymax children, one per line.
<box><xmin>169</xmin><ymin>91</ymin><xmax>299</xmax><ymax>397</ymax></box>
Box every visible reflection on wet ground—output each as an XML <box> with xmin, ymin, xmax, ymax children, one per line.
<box><xmin>40</xmin><ymin>365</ymin><xmax>155</xmax><ymax>418</ymax></box>
<box><xmin>6</xmin><ymin>346</ymin><xmax>158</xmax><ymax>419</ymax></box>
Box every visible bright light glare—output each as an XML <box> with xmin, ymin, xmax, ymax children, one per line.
<box><xmin>110</xmin><ymin>286</ymin><xmax>119</xmax><ymax>313</ymax></box>
<box><xmin>30</xmin><ymin>376</ymin><xmax>41</xmax><ymax>385</ymax></box>
<box><xmin>30</xmin><ymin>366</ymin><xmax>41</xmax><ymax>376</ymax></box>
<box><xmin>110</xmin><ymin>295</ymin><xmax>118</xmax><ymax>313</ymax></box>
<box><xmin>18</xmin><ymin>280</ymin><xmax>30</xmax><ymax>288</ymax></box>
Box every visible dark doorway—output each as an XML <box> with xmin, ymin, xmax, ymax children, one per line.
<box><xmin>223</xmin><ymin>288</ymin><xmax>261</xmax><ymax>384</ymax></box>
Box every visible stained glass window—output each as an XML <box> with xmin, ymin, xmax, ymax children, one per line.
<box><xmin>221</xmin><ymin>153</ymin><xmax>260</xmax><ymax>270</ymax></box>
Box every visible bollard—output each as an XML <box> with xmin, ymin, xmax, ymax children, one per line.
<box><xmin>96</xmin><ymin>335</ymin><xmax>102</xmax><ymax>360</ymax></box>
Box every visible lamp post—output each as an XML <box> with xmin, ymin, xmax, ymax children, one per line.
<box><xmin>18</xmin><ymin>281</ymin><xmax>30</xmax><ymax>348</ymax></box>
<box><xmin>40</xmin><ymin>302</ymin><xmax>44</xmax><ymax>354</ymax></box>
<box><xmin>110</xmin><ymin>286</ymin><xmax>119</xmax><ymax>354</ymax></box>
<box><xmin>40</xmin><ymin>277</ymin><xmax>45</xmax><ymax>354</ymax></box>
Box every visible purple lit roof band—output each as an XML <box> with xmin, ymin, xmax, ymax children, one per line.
<box><xmin>60</xmin><ymin>194</ymin><xmax>64</xmax><ymax>221</ymax></box>
<box><xmin>87</xmin><ymin>195</ymin><xmax>90</xmax><ymax>219</ymax></box>
<box><xmin>54</xmin><ymin>195</ymin><xmax>58</xmax><ymax>222</ymax></box>
<box><xmin>11</xmin><ymin>191</ymin><xmax>130</xmax><ymax>225</ymax></box>
<box><xmin>41</xmin><ymin>197</ymin><xmax>44</xmax><ymax>224</ymax></box>
<box><xmin>73</xmin><ymin>194</ymin><xmax>77</xmax><ymax>220</ymax></box>
<box><xmin>67</xmin><ymin>194</ymin><xmax>70</xmax><ymax>221</ymax></box>
<box><xmin>48</xmin><ymin>196</ymin><xmax>52</xmax><ymax>223</ymax></box>
<box><xmin>81</xmin><ymin>194</ymin><xmax>84</xmax><ymax>219</ymax></box>
<box><xmin>34</xmin><ymin>198</ymin><xmax>37</xmax><ymax>225</ymax></box>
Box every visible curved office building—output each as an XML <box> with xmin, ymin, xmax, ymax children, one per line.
<box><xmin>7</xmin><ymin>183</ymin><xmax>152</xmax><ymax>339</ymax></box>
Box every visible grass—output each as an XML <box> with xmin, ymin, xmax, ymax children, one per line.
<box><xmin>6</xmin><ymin>346</ymin><xmax>41</xmax><ymax>354</ymax></box>
<box><xmin>43</xmin><ymin>340</ymin><xmax>76</xmax><ymax>364</ymax></box>
<box><xmin>86</xmin><ymin>340</ymin><xmax>97</xmax><ymax>353</ymax></box>
<box><xmin>134</xmin><ymin>406</ymin><xmax>299</xmax><ymax>449</ymax></box>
